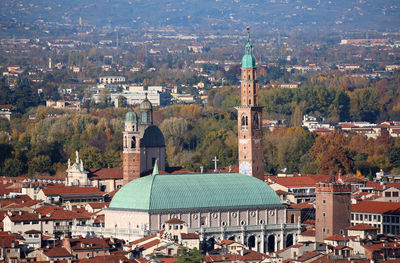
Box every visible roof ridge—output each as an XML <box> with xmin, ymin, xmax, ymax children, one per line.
<box><xmin>148</xmin><ymin>173</ymin><xmax>157</xmax><ymax>210</ymax></box>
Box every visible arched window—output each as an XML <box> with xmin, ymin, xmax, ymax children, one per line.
<box><xmin>131</xmin><ymin>136</ymin><xmax>136</xmax><ymax>149</ymax></box>
<box><xmin>124</xmin><ymin>136</ymin><xmax>127</xmax><ymax>148</ymax></box>
<box><xmin>147</xmin><ymin>112</ymin><xmax>151</xmax><ymax>124</ymax></box>
<box><xmin>141</xmin><ymin>111</ymin><xmax>147</xmax><ymax>124</ymax></box>
<box><xmin>253</xmin><ymin>113</ymin><xmax>259</xmax><ymax>130</ymax></box>
<box><xmin>241</xmin><ymin>114</ymin><xmax>248</xmax><ymax>130</ymax></box>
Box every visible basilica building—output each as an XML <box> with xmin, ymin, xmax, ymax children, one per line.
<box><xmin>73</xmin><ymin>30</ymin><xmax>300</xmax><ymax>253</ymax></box>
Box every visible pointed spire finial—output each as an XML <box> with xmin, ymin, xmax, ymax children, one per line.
<box><xmin>152</xmin><ymin>159</ymin><xmax>159</xmax><ymax>176</ymax></box>
<box><xmin>75</xmin><ymin>150</ymin><xmax>79</xmax><ymax>164</ymax></box>
<box><xmin>247</xmin><ymin>26</ymin><xmax>251</xmax><ymax>43</ymax></box>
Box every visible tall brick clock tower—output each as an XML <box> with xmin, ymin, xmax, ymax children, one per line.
<box><xmin>123</xmin><ymin>110</ymin><xmax>141</xmax><ymax>185</ymax></box>
<box><xmin>236</xmin><ymin>28</ymin><xmax>264</xmax><ymax>181</ymax></box>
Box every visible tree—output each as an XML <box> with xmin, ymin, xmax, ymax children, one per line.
<box><xmin>80</xmin><ymin>147</ymin><xmax>104</xmax><ymax>169</ymax></box>
<box><xmin>309</xmin><ymin>130</ymin><xmax>354</xmax><ymax>174</ymax></box>
<box><xmin>2</xmin><ymin>159</ymin><xmax>24</xmax><ymax>177</ymax></box>
<box><xmin>29</xmin><ymin>155</ymin><xmax>52</xmax><ymax>174</ymax></box>
<box><xmin>176</xmin><ymin>247</ymin><xmax>203</xmax><ymax>263</ymax></box>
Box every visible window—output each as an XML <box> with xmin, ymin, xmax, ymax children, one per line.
<box><xmin>322</xmin><ymin>199</ymin><xmax>326</xmax><ymax>204</ymax></box>
<box><xmin>385</xmin><ymin>192</ymin><xmax>391</xmax><ymax>197</ymax></box>
<box><xmin>253</xmin><ymin>113</ymin><xmax>259</xmax><ymax>130</ymax></box>
<box><xmin>360</xmin><ymin>214</ymin><xmax>363</xmax><ymax>221</ymax></box>
<box><xmin>322</xmin><ymin>212</ymin><xmax>326</xmax><ymax>217</ymax></box>
<box><xmin>241</xmin><ymin>115</ymin><xmax>248</xmax><ymax>130</ymax></box>
<box><xmin>131</xmin><ymin>136</ymin><xmax>136</xmax><ymax>149</ymax></box>
<box><xmin>394</xmin><ymin>192</ymin><xmax>399</xmax><ymax>197</ymax></box>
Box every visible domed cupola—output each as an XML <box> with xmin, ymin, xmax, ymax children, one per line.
<box><xmin>140</xmin><ymin>93</ymin><xmax>153</xmax><ymax>125</ymax></box>
<box><xmin>125</xmin><ymin>110</ymin><xmax>138</xmax><ymax>132</ymax></box>
<box><xmin>241</xmin><ymin>27</ymin><xmax>256</xmax><ymax>69</ymax></box>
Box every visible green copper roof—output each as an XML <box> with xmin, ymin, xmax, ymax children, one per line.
<box><xmin>109</xmin><ymin>173</ymin><xmax>281</xmax><ymax>211</ymax></box>
<box><xmin>242</xmin><ymin>29</ymin><xmax>256</xmax><ymax>68</ymax></box>
<box><xmin>125</xmin><ymin>110</ymin><xmax>137</xmax><ymax>123</ymax></box>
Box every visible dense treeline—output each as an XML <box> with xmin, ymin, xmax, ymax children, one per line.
<box><xmin>209</xmin><ymin>74</ymin><xmax>400</xmax><ymax>124</ymax></box>
<box><xmin>1</xmin><ymin>103</ymin><xmax>400</xmax><ymax>178</ymax></box>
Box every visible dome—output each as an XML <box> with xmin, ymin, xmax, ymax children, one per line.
<box><xmin>242</xmin><ymin>53</ymin><xmax>256</xmax><ymax>68</ymax></box>
<box><xmin>140</xmin><ymin>95</ymin><xmax>152</xmax><ymax>111</ymax></box>
<box><xmin>140</xmin><ymin>125</ymin><xmax>165</xmax><ymax>147</ymax></box>
<box><xmin>109</xmin><ymin>173</ymin><xmax>282</xmax><ymax>212</ymax></box>
<box><xmin>125</xmin><ymin>110</ymin><xmax>137</xmax><ymax>123</ymax></box>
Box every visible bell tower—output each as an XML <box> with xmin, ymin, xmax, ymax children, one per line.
<box><xmin>123</xmin><ymin>110</ymin><xmax>141</xmax><ymax>185</ymax></box>
<box><xmin>236</xmin><ymin>28</ymin><xmax>264</xmax><ymax>181</ymax></box>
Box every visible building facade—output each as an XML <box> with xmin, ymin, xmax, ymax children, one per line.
<box><xmin>315</xmin><ymin>182</ymin><xmax>351</xmax><ymax>242</ymax></box>
<box><xmin>122</xmin><ymin>95</ymin><xmax>166</xmax><ymax>185</ymax></box>
<box><xmin>74</xmin><ymin>172</ymin><xmax>300</xmax><ymax>253</ymax></box>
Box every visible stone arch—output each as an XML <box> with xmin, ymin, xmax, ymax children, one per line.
<box><xmin>248</xmin><ymin>235</ymin><xmax>256</xmax><ymax>250</ymax></box>
<box><xmin>228</xmin><ymin>236</ymin><xmax>236</xmax><ymax>241</ymax></box>
<box><xmin>241</xmin><ymin>114</ymin><xmax>248</xmax><ymax>130</ymax></box>
<box><xmin>267</xmin><ymin>235</ymin><xmax>275</xmax><ymax>252</ymax></box>
<box><xmin>286</xmin><ymin>234</ymin><xmax>293</xmax><ymax>247</ymax></box>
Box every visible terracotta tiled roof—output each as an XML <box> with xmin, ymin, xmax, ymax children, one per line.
<box><xmin>79</xmin><ymin>255</ymin><xmax>132</xmax><ymax>263</ymax></box>
<box><xmin>309</xmin><ymin>254</ymin><xmax>370</xmax><ymax>263</ymax></box>
<box><xmin>139</xmin><ymin>239</ymin><xmax>161</xmax><ymax>250</ymax></box>
<box><xmin>301</xmin><ymin>229</ymin><xmax>316</xmax><ymax>236</ymax></box>
<box><xmin>88</xmin><ymin>168</ymin><xmax>123</xmax><ymax>180</ymax></box>
<box><xmin>165</xmin><ymin>218</ymin><xmax>185</xmax><ymax>224</ymax></box>
<box><xmin>303</xmin><ymin>219</ymin><xmax>316</xmax><ymax>225</ymax></box>
<box><xmin>48</xmin><ymin>210</ymin><xmax>91</xmax><ymax>220</ymax></box>
<box><xmin>129</xmin><ymin>234</ymin><xmax>157</xmax><ymax>245</ymax></box>
<box><xmin>296</xmin><ymin>251</ymin><xmax>322</xmax><ymax>262</ymax></box>
<box><xmin>25</xmin><ymin>230</ymin><xmax>42</xmax><ymax>234</ymax></box>
<box><xmin>204</xmin><ymin>249</ymin><xmax>268</xmax><ymax>262</ymax></box>
<box><xmin>69</xmin><ymin>237</ymin><xmax>110</xmax><ymax>251</ymax></box>
<box><xmin>181</xmin><ymin>233</ymin><xmax>199</xmax><ymax>239</ymax></box>
<box><xmin>216</xmin><ymin>239</ymin><xmax>235</xmax><ymax>246</ymax></box>
<box><xmin>324</xmin><ymin>234</ymin><xmax>349</xmax><ymax>241</ymax></box>
<box><xmin>289</xmin><ymin>202</ymin><xmax>314</xmax><ymax>209</ymax></box>
<box><xmin>87</xmin><ymin>202</ymin><xmax>109</xmax><ymax>209</ymax></box>
<box><xmin>8</xmin><ymin>212</ymin><xmax>40</xmax><ymax>222</ymax></box>
<box><xmin>347</xmin><ymin>223</ymin><xmax>378</xmax><ymax>231</ymax></box>
<box><xmin>268</xmin><ymin>175</ymin><xmax>321</xmax><ymax>188</ymax></box>
<box><xmin>43</xmin><ymin>247</ymin><xmax>72</xmax><ymax>258</ymax></box>
<box><xmin>42</xmin><ymin>186</ymin><xmax>102</xmax><ymax>196</ymax></box>
<box><xmin>351</xmin><ymin>201</ymin><xmax>400</xmax><ymax>214</ymax></box>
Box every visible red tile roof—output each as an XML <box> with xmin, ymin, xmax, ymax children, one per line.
<box><xmin>139</xmin><ymin>239</ymin><xmax>161</xmax><ymax>250</ymax></box>
<box><xmin>69</xmin><ymin>237</ymin><xmax>110</xmax><ymax>251</ymax></box>
<box><xmin>268</xmin><ymin>175</ymin><xmax>321</xmax><ymax>188</ymax></box>
<box><xmin>42</xmin><ymin>186</ymin><xmax>102</xmax><ymax>196</ymax></box>
<box><xmin>289</xmin><ymin>202</ymin><xmax>314</xmax><ymax>209</ymax></box>
<box><xmin>25</xmin><ymin>230</ymin><xmax>42</xmax><ymax>234</ymax></box>
<box><xmin>79</xmin><ymin>255</ymin><xmax>132</xmax><ymax>263</ymax></box>
<box><xmin>87</xmin><ymin>202</ymin><xmax>109</xmax><ymax>209</ymax></box>
<box><xmin>296</xmin><ymin>251</ymin><xmax>322</xmax><ymax>262</ymax></box>
<box><xmin>351</xmin><ymin>201</ymin><xmax>400</xmax><ymax>214</ymax></box>
<box><xmin>301</xmin><ymin>229</ymin><xmax>316</xmax><ymax>237</ymax></box>
<box><xmin>181</xmin><ymin>233</ymin><xmax>199</xmax><ymax>239</ymax></box>
<box><xmin>129</xmin><ymin>234</ymin><xmax>157</xmax><ymax>246</ymax></box>
<box><xmin>324</xmin><ymin>235</ymin><xmax>349</xmax><ymax>241</ymax></box>
<box><xmin>88</xmin><ymin>168</ymin><xmax>123</xmax><ymax>180</ymax></box>
<box><xmin>43</xmin><ymin>247</ymin><xmax>72</xmax><ymax>258</ymax></box>
<box><xmin>165</xmin><ymin>218</ymin><xmax>185</xmax><ymax>224</ymax></box>
<box><xmin>347</xmin><ymin>223</ymin><xmax>378</xmax><ymax>231</ymax></box>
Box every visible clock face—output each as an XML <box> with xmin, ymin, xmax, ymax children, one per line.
<box><xmin>240</xmin><ymin>162</ymin><xmax>251</xmax><ymax>176</ymax></box>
